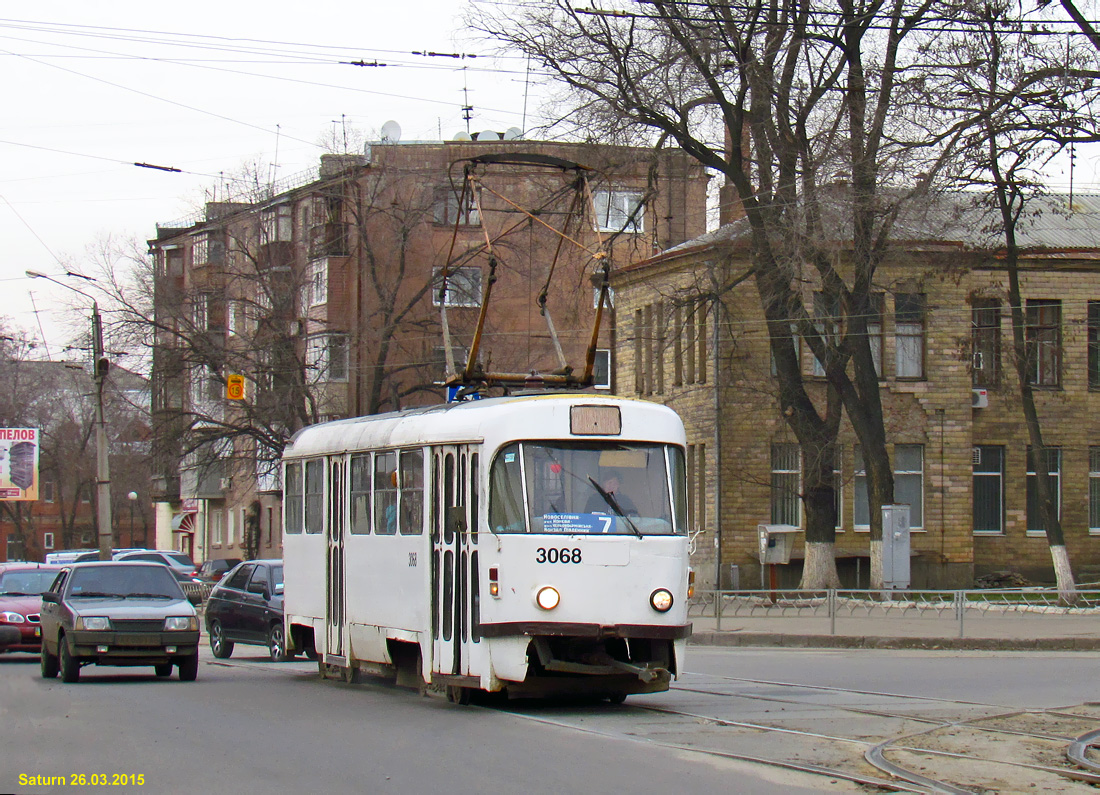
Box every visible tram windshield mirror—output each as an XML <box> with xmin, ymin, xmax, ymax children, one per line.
<box><xmin>488</xmin><ymin>441</ymin><xmax>684</xmax><ymax>535</ymax></box>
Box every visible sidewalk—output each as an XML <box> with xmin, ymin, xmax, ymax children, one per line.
<box><xmin>687</xmin><ymin>613</ymin><xmax>1100</xmax><ymax>650</ymax></box>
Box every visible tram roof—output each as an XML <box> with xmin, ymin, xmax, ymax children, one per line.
<box><xmin>283</xmin><ymin>393</ymin><xmax>685</xmax><ymax>460</ymax></box>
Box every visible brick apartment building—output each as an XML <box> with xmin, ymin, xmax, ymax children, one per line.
<box><xmin>613</xmin><ymin>193</ymin><xmax>1100</xmax><ymax>589</ymax></box>
<box><xmin>147</xmin><ymin>136</ymin><xmax>709</xmax><ymax>563</ymax></box>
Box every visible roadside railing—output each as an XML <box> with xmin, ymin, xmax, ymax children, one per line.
<box><xmin>688</xmin><ymin>588</ymin><xmax>1100</xmax><ymax>638</ymax></box>
<box><xmin>181</xmin><ymin>581</ymin><xmax>214</xmax><ymax>607</ymax></box>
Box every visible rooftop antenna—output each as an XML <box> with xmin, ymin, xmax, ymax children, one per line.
<box><xmin>462</xmin><ymin>68</ymin><xmax>473</xmax><ymax>133</ymax></box>
<box><xmin>269</xmin><ymin>123</ymin><xmax>282</xmax><ymax>194</ymax></box>
<box><xmin>522</xmin><ymin>54</ymin><xmax>531</xmax><ymax>135</ymax></box>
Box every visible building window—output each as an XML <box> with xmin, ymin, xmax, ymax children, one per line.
<box><xmin>972</xmin><ymin>299</ymin><xmax>1001</xmax><ymax>388</ymax></box>
<box><xmin>854</xmin><ymin>446</ymin><xmax>868</xmax><ymax>531</ymax></box>
<box><xmin>226</xmin><ymin>299</ymin><xmax>239</xmax><ymax>337</ymax></box>
<box><xmin>895</xmin><ymin>293</ymin><xmax>925</xmax><ymax>379</ymax></box>
<box><xmin>894</xmin><ymin>444</ymin><xmax>924</xmax><ymax>530</ymax></box>
<box><xmin>973</xmin><ymin>446</ymin><xmax>1005</xmax><ymax>534</ymax></box>
<box><xmin>434</xmin><ymin>185</ymin><xmax>480</xmax><ymax>226</ymax></box>
<box><xmin>210</xmin><ymin>509</ymin><xmax>224</xmax><ymax>545</ymax></box>
<box><xmin>1090</xmin><ymin>448</ymin><xmax>1100</xmax><ymax>534</ymax></box>
<box><xmin>306</xmin><ymin>334</ymin><xmax>348</xmax><ymax>383</ymax></box>
<box><xmin>41</xmin><ymin>478</ymin><xmax>54</xmax><ymax>503</ymax></box>
<box><xmin>191</xmin><ymin>233</ymin><xmax>210</xmax><ymax>266</ymax></box>
<box><xmin>1025</xmin><ymin>299</ymin><xmax>1061</xmax><ymax>387</ymax></box>
<box><xmin>593</xmin><ymin>349</ymin><xmax>611</xmax><ymax>390</ymax></box>
<box><xmin>192</xmin><ymin>293</ymin><xmax>209</xmax><ymax>332</ymax></box>
<box><xmin>43</xmin><ymin>532</ymin><xmax>54</xmax><ymax>550</ymax></box>
<box><xmin>1026</xmin><ymin>446</ymin><xmax>1061</xmax><ymax>534</ymax></box>
<box><xmin>308</xmin><ymin>259</ymin><xmax>328</xmax><ymax>307</ymax></box>
<box><xmin>433</xmin><ymin>267</ymin><xmax>482</xmax><ymax>308</ymax></box>
<box><xmin>770</xmin><ymin>443</ymin><xmax>801</xmax><ymax>526</ymax></box>
<box><xmin>812</xmin><ymin>292</ymin><xmax>841</xmax><ymax>377</ymax></box>
<box><xmin>687</xmin><ymin>442</ymin><xmax>706</xmax><ymax>532</ymax></box>
<box><xmin>1089</xmin><ymin>302</ymin><xmax>1100</xmax><ymax>390</ymax></box>
<box><xmin>593</xmin><ymin>190</ymin><xmax>644</xmax><ymax>233</ymax></box>
<box><xmin>262</xmin><ymin>203</ymin><xmax>293</xmax><ymax>243</ymax></box>
<box><xmin>867</xmin><ymin>293</ymin><xmax>884</xmax><ymax>377</ymax></box>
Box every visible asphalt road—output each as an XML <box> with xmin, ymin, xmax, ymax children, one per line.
<box><xmin>3</xmin><ymin>645</ymin><xmax>1100</xmax><ymax>793</ymax></box>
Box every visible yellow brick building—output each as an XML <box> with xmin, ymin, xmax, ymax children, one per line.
<box><xmin>611</xmin><ymin>195</ymin><xmax>1100</xmax><ymax>589</ymax></box>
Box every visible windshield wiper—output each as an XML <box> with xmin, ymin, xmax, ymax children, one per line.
<box><xmin>124</xmin><ymin>593</ymin><xmax>175</xmax><ymax>599</ymax></box>
<box><xmin>587</xmin><ymin>476</ymin><xmax>643</xmax><ymax>539</ymax></box>
<box><xmin>70</xmin><ymin>592</ymin><xmax>123</xmax><ymax>599</ymax></box>
<box><xmin>0</xmin><ymin>591</ymin><xmax>35</xmax><ymax>596</ymax></box>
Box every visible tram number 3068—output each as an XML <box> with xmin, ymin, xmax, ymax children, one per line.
<box><xmin>535</xmin><ymin>547</ymin><xmax>582</xmax><ymax>564</ymax></box>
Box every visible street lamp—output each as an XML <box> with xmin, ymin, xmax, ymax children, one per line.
<box><xmin>127</xmin><ymin>491</ymin><xmax>137</xmax><ymax>547</ymax></box>
<box><xmin>26</xmin><ymin>269</ymin><xmax>113</xmax><ymax>562</ymax></box>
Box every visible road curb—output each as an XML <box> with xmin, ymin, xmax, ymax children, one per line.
<box><xmin>688</xmin><ymin>632</ymin><xmax>1100</xmax><ymax>651</ymax></box>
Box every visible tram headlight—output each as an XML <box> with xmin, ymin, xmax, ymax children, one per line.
<box><xmin>536</xmin><ymin>586</ymin><xmax>560</xmax><ymax>611</ymax></box>
<box><xmin>650</xmin><ymin>588</ymin><xmax>674</xmax><ymax>613</ymax></box>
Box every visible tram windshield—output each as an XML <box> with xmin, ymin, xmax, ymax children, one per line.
<box><xmin>489</xmin><ymin>441</ymin><xmax>687</xmax><ymax>535</ymax></box>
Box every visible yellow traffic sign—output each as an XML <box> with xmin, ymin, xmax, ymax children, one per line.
<box><xmin>226</xmin><ymin>374</ymin><xmax>245</xmax><ymax>400</ymax></box>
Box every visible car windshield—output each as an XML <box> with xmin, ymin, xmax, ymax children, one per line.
<box><xmin>0</xmin><ymin>569</ymin><xmax>57</xmax><ymax>595</ymax></box>
<box><xmin>68</xmin><ymin>565</ymin><xmax>184</xmax><ymax>599</ymax></box>
<box><xmin>488</xmin><ymin>441</ymin><xmax>687</xmax><ymax>535</ymax></box>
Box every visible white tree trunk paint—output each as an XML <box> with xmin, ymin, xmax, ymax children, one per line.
<box><xmin>869</xmin><ymin>539</ymin><xmax>883</xmax><ymax>589</ymax></box>
<box><xmin>799</xmin><ymin>542</ymin><xmax>841</xmax><ymax>589</ymax></box>
<box><xmin>1051</xmin><ymin>544</ymin><xmax>1077</xmax><ymax>603</ymax></box>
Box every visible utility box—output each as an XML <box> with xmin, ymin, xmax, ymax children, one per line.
<box><xmin>881</xmin><ymin>505</ymin><xmax>911</xmax><ymax>589</ymax></box>
<box><xmin>757</xmin><ymin>524</ymin><xmax>801</xmax><ymax>565</ymax></box>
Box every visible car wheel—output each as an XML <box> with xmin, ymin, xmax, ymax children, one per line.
<box><xmin>40</xmin><ymin>643</ymin><xmax>59</xmax><ymax>679</ymax></box>
<box><xmin>59</xmin><ymin>635</ymin><xmax>80</xmax><ymax>683</ymax></box>
<box><xmin>154</xmin><ymin>663</ymin><xmax>173</xmax><ymax>678</ymax></box>
<box><xmin>209</xmin><ymin>620</ymin><xmax>233</xmax><ymax>659</ymax></box>
<box><xmin>268</xmin><ymin>623</ymin><xmax>288</xmax><ymax>662</ymax></box>
<box><xmin>178</xmin><ymin>651</ymin><xmax>199</xmax><ymax>681</ymax></box>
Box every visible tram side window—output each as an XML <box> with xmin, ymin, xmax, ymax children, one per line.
<box><xmin>400</xmin><ymin>449</ymin><xmax>424</xmax><ymax>535</ymax></box>
<box><xmin>285</xmin><ymin>462</ymin><xmax>303</xmax><ymax>534</ymax></box>
<box><xmin>350</xmin><ymin>454</ymin><xmax>371</xmax><ymax>534</ymax></box>
<box><xmin>304</xmin><ymin>459</ymin><xmax>324</xmax><ymax>534</ymax></box>
<box><xmin>375</xmin><ymin>451</ymin><xmax>398</xmax><ymax>535</ymax></box>
<box><xmin>489</xmin><ymin>443</ymin><xmax>526</xmax><ymax>533</ymax></box>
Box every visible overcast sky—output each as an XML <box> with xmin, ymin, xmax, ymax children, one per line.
<box><xmin>1</xmin><ymin>2</ymin><xmax>538</xmax><ymax>358</ymax></box>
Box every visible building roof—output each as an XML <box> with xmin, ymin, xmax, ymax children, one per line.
<box><xmin>659</xmin><ymin>191</ymin><xmax>1100</xmax><ymax>263</ymax></box>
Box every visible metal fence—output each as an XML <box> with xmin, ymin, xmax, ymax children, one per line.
<box><xmin>181</xmin><ymin>581</ymin><xmax>214</xmax><ymax>607</ymax></box>
<box><xmin>688</xmin><ymin>588</ymin><xmax>1100</xmax><ymax>638</ymax></box>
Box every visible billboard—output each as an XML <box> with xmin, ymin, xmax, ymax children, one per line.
<box><xmin>0</xmin><ymin>428</ymin><xmax>39</xmax><ymax>501</ymax></box>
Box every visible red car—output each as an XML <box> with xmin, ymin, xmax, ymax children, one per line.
<box><xmin>0</xmin><ymin>564</ymin><xmax>60</xmax><ymax>653</ymax></box>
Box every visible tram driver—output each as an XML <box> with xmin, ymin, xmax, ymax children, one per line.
<box><xmin>584</xmin><ymin>470</ymin><xmax>640</xmax><ymax>517</ymax></box>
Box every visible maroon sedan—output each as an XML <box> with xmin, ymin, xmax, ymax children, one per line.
<box><xmin>0</xmin><ymin>564</ymin><xmax>60</xmax><ymax>653</ymax></box>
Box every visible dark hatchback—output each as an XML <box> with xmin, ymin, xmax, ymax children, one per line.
<box><xmin>39</xmin><ymin>561</ymin><xmax>201</xmax><ymax>682</ymax></box>
<box><xmin>205</xmin><ymin>560</ymin><xmax>295</xmax><ymax>662</ymax></box>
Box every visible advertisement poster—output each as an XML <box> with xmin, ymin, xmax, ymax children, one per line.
<box><xmin>0</xmin><ymin>428</ymin><xmax>39</xmax><ymax>501</ymax></box>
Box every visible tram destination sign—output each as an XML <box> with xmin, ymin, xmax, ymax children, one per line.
<box><xmin>0</xmin><ymin>427</ymin><xmax>39</xmax><ymax>501</ymax></box>
<box><xmin>543</xmin><ymin>513</ymin><xmax>613</xmax><ymax>534</ymax></box>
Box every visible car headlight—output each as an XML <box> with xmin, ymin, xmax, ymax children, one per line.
<box><xmin>0</xmin><ymin>611</ymin><xmax>25</xmax><ymax>624</ymax></box>
<box><xmin>535</xmin><ymin>586</ymin><xmax>560</xmax><ymax>611</ymax></box>
<box><xmin>164</xmin><ymin>616</ymin><xmax>197</xmax><ymax>631</ymax></box>
<box><xmin>650</xmin><ymin>588</ymin><xmax>674</xmax><ymax>613</ymax></box>
<box><xmin>77</xmin><ymin>616</ymin><xmax>111</xmax><ymax>631</ymax></box>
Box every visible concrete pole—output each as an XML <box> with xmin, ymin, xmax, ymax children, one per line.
<box><xmin>92</xmin><ymin>302</ymin><xmax>113</xmax><ymax>562</ymax></box>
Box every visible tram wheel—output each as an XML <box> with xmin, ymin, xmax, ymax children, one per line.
<box><xmin>344</xmin><ymin>664</ymin><xmax>361</xmax><ymax>684</ymax></box>
<box><xmin>446</xmin><ymin>685</ymin><xmax>471</xmax><ymax>705</ymax></box>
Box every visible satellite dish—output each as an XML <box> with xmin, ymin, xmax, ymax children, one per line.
<box><xmin>478</xmin><ymin>129</ymin><xmax>501</xmax><ymax>141</ymax></box>
<box><xmin>380</xmin><ymin>120</ymin><xmax>402</xmax><ymax>143</ymax></box>
<box><xmin>504</xmin><ymin>127</ymin><xmax>523</xmax><ymax>140</ymax></box>
<box><xmin>453</xmin><ymin>131</ymin><xmax>472</xmax><ymax>141</ymax></box>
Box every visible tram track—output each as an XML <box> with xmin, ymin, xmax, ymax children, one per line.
<box><xmin>633</xmin><ymin>672</ymin><xmax>1100</xmax><ymax>792</ymax></box>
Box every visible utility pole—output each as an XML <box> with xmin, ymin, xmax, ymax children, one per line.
<box><xmin>26</xmin><ymin>270</ymin><xmax>113</xmax><ymax>560</ymax></box>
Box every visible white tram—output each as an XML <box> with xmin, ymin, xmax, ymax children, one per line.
<box><xmin>281</xmin><ymin>393</ymin><xmax>693</xmax><ymax>702</ymax></box>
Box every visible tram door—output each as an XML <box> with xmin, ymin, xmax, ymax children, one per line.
<box><xmin>432</xmin><ymin>445</ymin><xmax>478</xmax><ymax>676</ymax></box>
<box><xmin>326</xmin><ymin>457</ymin><xmax>346</xmax><ymax>660</ymax></box>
